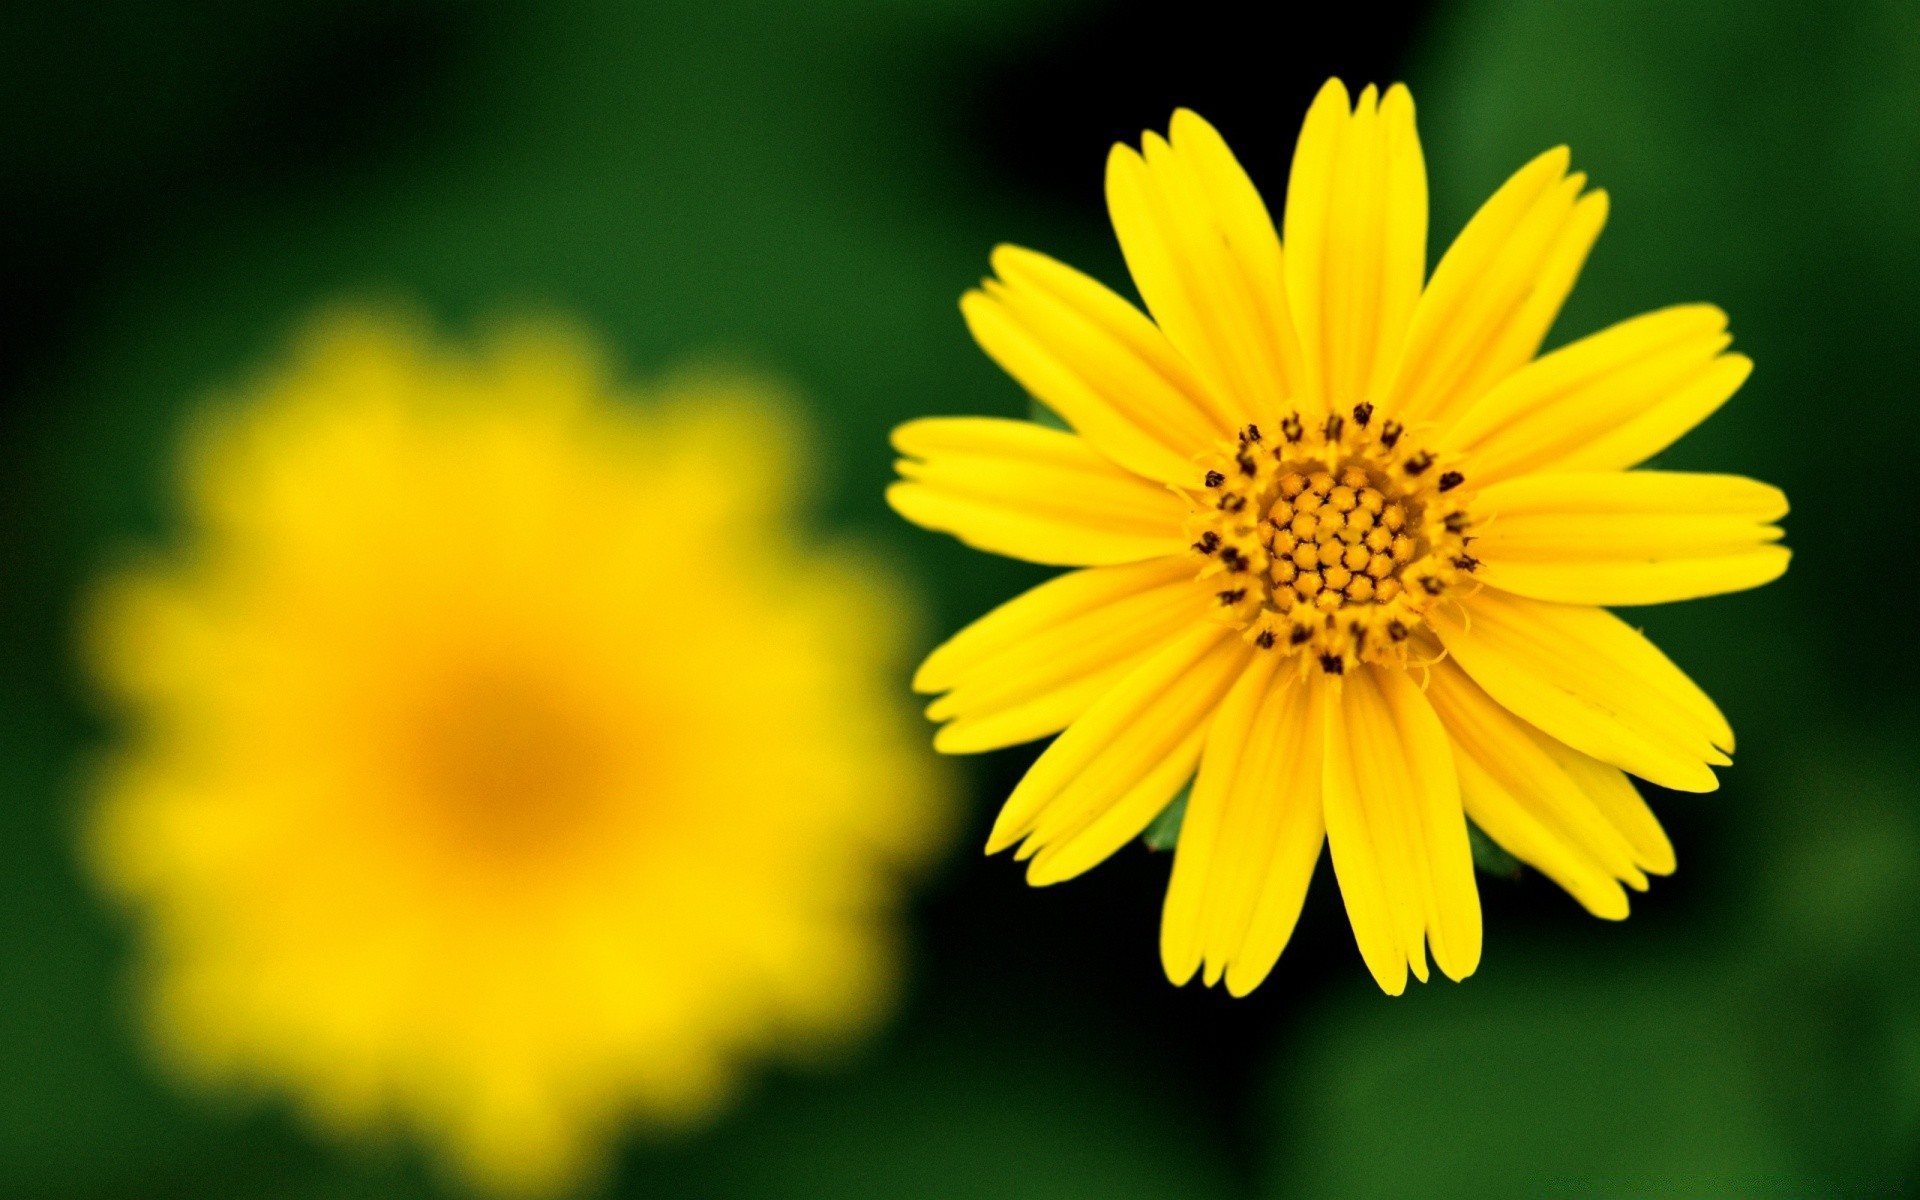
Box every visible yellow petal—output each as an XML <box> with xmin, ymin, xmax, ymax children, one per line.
<box><xmin>1159</xmin><ymin>656</ymin><xmax>1325</xmax><ymax>996</ymax></box>
<box><xmin>1442</xmin><ymin>305</ymin><xmax>1750</xmax><ymax>483</ymax></box>
<box><xmin>1389</xmin><ymin>147</ymin><xmax>1606</xmax><ymax>427</ymax></box>
<box><xmin>986</xmin><ymin>625</ymin><xmax>1248</xmax><ymax>885</ymax></box>
<box><xmin>1166</xmin><ymin>110</ymin><xmax>1313</xmax><ymax>414</ymax></box>
<box><xmin>1162</xmin><ymin>653</ymin><xmax>1278</xmax><ymax>986</ymax></box>
<box><xmin>1223</xmin><ymin>679</ymin><xmax>1330</xmax><ymax>998</ymax></box>
<box><xmin>1378</xmin><ymin>666</ymin><xmax>1482</xmax><ymax>981</ymax></box>
<box><xmin>1473</xmin><ymin>471</ymin><xmax>1790</xmax><ymax>605</ymax></box>
<box><xmin>1319</xmin><ymin>681</ymin><xmax>1407</xmax><ymax>994</ymax></box>
<box><xmin>1105</xmin><ymin>121</ymin><xmax>1299</xmax><ymax>428</ymax></box>
<box><xmin>1321</xmin><ymin>666</ymin><xmax>1481</xmax><ymax>994</ymax></box>
<box><xmin>914</xmin><ymin>556</ymin><xmax>1195</xmax><ymax>693</ymax></box>
<box><xmin>888</xmin><ymin>417</ymin><xmax>1187</xmax><ymax>566</ymax></box>
<box><xmin>1426</xmin><ymin>660</ymin><xmax>1653</xmax><ymax>919</ymax></box>
<box><xmin>1456</xmin><ymin>755</ymin><xmax>1631</xmax><ymax>919</ymax></box>
<box><xmin>967</xmin><ymin>246</ymin><xmax>1225</xmax><ymax>482</ymax></box>
<box><xmin>1429</xmin><ymin>589</ymin><xmax>1730</xmax><ymax>793</ymax></box>
<box><xmin>923</xmin><ymin>560</ymin><xmax>1207</xmax><ymax>754</ymax></box>
<box><xmin>1284</xmin><ymin>80</ymin><xmax>1427</xmax><ymax>414</ymax></box>
<box><xmin>1543</xmin><ymin>736</ymin><xmax>1677</xmax><ymax>876</ymax></box>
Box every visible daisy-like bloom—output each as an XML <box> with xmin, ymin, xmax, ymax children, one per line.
<box><xmin>888</xmin><ymin>80</ymin><xmax>1787</xmax><ymax>996</ymax></box>
<box><xmin>85</xmin><ymin>313</ymin><xmax>947</xmax><ymax>1194</ymax></box>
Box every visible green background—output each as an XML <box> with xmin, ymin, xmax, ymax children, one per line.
<box><xmin>1</xmin><ymin>0</ymin><xmax>1914</xmax><ymax>1194</ymax></box>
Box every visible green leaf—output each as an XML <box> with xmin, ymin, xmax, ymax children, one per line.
<box><xmin>1141</xmin><ymin>784</ymin><xmax>1192</xmax><ymax>852</ymax></box>
<box><xmin>1467</xmin><ymin>820</ymin><xmax>1523</xmax><ymax>879</ymax></box>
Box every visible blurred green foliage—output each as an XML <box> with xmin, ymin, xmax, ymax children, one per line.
<box><xmin>0</xmin><ymin>0</ymin><xmax>1916</xmax><ymax>1195</ymax></box>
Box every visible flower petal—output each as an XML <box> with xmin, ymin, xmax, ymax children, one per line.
<box><xmin>1545</xmin><ymin>734</ymin><xmax>1677</xmax><ymax>876</ymax></box>
<box><xmin>1429</xmin><ymin>589</ymin><xmax>1730</xmax><ymax>793</ymax></box>
<box><xmin>1166</xmin><ymin>110</ymin><xmax>1314</xmax><ymax>414</ymax></box>
<box><xmin>1473</xmin><ymin>471</ymin><xmax>1790</xmax><ymax>605</ymax></box>
<box><xmin>1284</xmin><ymin>79</ymin><xmax>1428</xmax><ymax>414</ymax></box>
<box><xmin>986</xmin><ymin>625</ymin><xmax>1249</xmax><ymax>886</ymax></box>
<box><xmin>918</xmin><ymin>557</ymin><xmax>1206</xmax><ymax>753</ymax></box>
<box><xmin>1159</xmin><ymin>657</ymin><xmax>1325</xmax><ymax>997</ymax></box>
<box><xmin>1105</xmin><ymin>118</ymin><xmax>1302</xmax><ymax>429</ymax></box>
<box><xmin>965</xmin><ymin>246</ymin><xmax>1224</xmax><ymax>482</ymax></box>
<box><xmin>888</xmin><ymin>417</ymin><xmax>1188</xmax><ymax>566</ymax></box>
<box><xmin>1160</xmin><ymin>653</ymin><xmax>1278</xmax><ymax>985</ymax></box>
<box><xmin>1098</xmin><ymin>148</ymin><xmax>1259</xmax><ymax>428</ymax></box>
<box><xmin>1443</xmin><ymin>305</ymin><xmax>1752</xmax><ymax>482</ymax></box>
<box><xmin>1426</xmin><ymin>659</ymin><xmax>1673</xmax><ymax>920</ymax></box>
<box><xmin>913</xmin><ymin>556</ymin><xmax>1195</xmax><ymax>693</ymax></box>
<box><xmin>1388</xmin><ymin>147</ymin><xmax>1607</xmax><ymax>427</ymax></box>
<box><xmin>1321</xmin><ymin>665</ymin><xmax>1481</xmax><ymax>994</ymax></box>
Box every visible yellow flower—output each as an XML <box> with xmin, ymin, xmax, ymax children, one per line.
<box><xmin>888</xmin><ymin>80</ymin><xmax>1787</xmax><ymax>997</ymax></box>
<box><xmin>85</xmin><ymin>313</ymin><xmax>948</xmax><ymax>1194</ymax></box>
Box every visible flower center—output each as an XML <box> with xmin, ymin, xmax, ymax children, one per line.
<box><xmin>1184</xmin><ymin>405</ymin><xmax>1479</xmax><ymax>674</ymax></box>
<box><xmin>404</xmin><ymin>666</ymin><xmax>618</xmax><ymax>867</ymax></box>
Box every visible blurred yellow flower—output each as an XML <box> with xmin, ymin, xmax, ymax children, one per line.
<box><xmin>84</xmin><ymin>313</ymin><xmax>948</xmax><ymax>1195</ymax></box>
<box><xmin>890</xmin><ymin>79</ymin><xmax>1787</xmax><ymax>996</ymax></box>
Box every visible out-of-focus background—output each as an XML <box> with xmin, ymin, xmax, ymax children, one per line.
<box><xmin>2</xmin><ymin>0</ymin><xmax>1917</xmax><ymax>1195</ymax></box>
